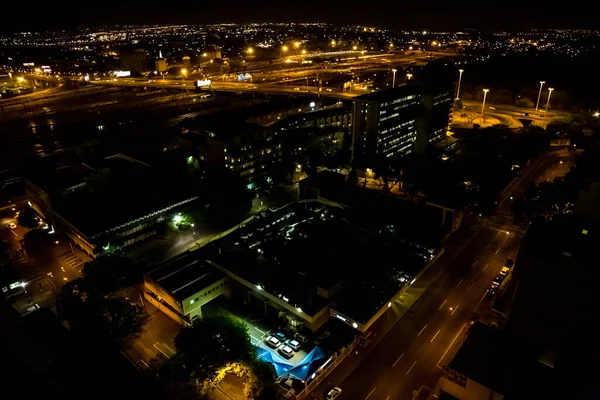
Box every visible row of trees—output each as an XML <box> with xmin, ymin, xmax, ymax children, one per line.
<box><xmin>160</xmin><ymin>312</ymin><xmax>276</xmax><ymax>399</ymax></box>
<box><xmin>512</xmin><ymin>146</ymin><xmax>600</xmax><ymax>223</ymax></box>
<box><xmin>58</xmin><ymin>256</ymin><xmax>148</xmax><ymax>347</ymax></box>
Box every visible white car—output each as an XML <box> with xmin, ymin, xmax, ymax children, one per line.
<box><xmin>278</xmin><ymin>345</ymin><xmax>294</xmax><ymax>359</ymax></box>
<box><xmin>285</xmin><ymin>339</ymin><xmax>301</xmax><ymax>351</ymax></box>
<box><xmin>326</xmin><ymin>387</ymin><xmax>342</xmax><ymax>399</ymax></box>
<box><xmin>265</xmin><ymin>335</ymin><xmax>281</xmax><ymax>348</ymax></box>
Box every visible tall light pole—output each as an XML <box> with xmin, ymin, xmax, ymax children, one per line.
<box><xmin>456</xmin><ymin>69</ymin><xmax>464</xmax><ymax>100</ymax></box>
<box><xmin>392</xmin><ymin>69</ymin><xmax>397</xmax><ymax>88</ymax></box>
<box><xmin>535</xmin><ymin>81</ymin><xmax>545</xmax><ymax>111</ymax></box>
<box><xmin>481</xmin><ymin>89</ymin><xmax>489</xmax><ymax>123</ymax></box>
<box><xmin>542</xmin><ymin>88</ymin><xmax>554</xmax><ymax>127</ymax></box>
<box><xmin>406</xmin><ymin>73</ymin><xmax>413</xmax><ymax>81</ymax></box>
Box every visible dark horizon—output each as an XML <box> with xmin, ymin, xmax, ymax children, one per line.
<box><xmin>2</xmin><ymin>0</ymin><xmax>598</xmax><ymax>33</ymax></box>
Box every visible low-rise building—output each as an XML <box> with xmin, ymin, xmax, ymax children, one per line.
<box><xmin>144</xmin><ymin>252</ymin><xmax>226</xmax><ymax>324</ymax></box>
<box><xmin>25</xmin><ymin>152</ymin><xmax>197</xmax><ymax>257</ymax></box>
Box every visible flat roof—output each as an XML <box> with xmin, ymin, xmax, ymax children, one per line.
<box><xmin>354</xmin><ymin>84</ymin><xmax>420</xmax><ymax>103</ymax></box>
<box><xmin>147</xmin><ymin>251</ymin><xmax>224</xmax><ymax>301</ymax></box>
<box><xmin>28</xmin><ymin>153</ymin><xmax>196</xmax><ymax>237</ymax></box>
<box><xmin>211</xmin><ymin>201</ymin><xmax>438</xmax><ymax>323</ymax></box>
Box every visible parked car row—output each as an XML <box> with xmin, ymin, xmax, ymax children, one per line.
<box><xmin>486</xmin><ymin>260</ymin><xmax>513</xmax><ymax>299</ymax></box>
<box><xmin>265</xmin><ymin>331</ymin><xmax>308</xmax><ymax>359</ymax></box>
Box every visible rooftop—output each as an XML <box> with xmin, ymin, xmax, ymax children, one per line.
<box><xmin>211</xmin><ymin>201</ymin><xmax>438</xmax><ymax>323</ymax></box>
<box><xmin>27</xmin><ymin>152</ymin><xmax>195</xmax><ymax>238</ymax></box>
<box><xmin>147</xmin><ymin>252</ymin><xmax>224</xmax><ymax>301</ymax></box>
<box><xmin>354</xmin><ymin>84</ymin><xmax>420</xmax><ymax>103</ymax></box>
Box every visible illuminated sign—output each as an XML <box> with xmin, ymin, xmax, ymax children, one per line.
<box><xmin>195</xmin><ymin>79</ymin><xmax>212</xmax><ymax>87</ymax></box>
<box><xmin>23</xmin><ymin>62</ymin><xmax>34</xmax><ymax>67</ymax></box>
<box><xmin>113</xmin><ymin>71</ymin><xmax>131</xmax><ymax>77</ymax></box>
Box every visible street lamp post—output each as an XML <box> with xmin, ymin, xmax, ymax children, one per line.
<box><xmin>481</xmin><ymin>89</ymin><xmax>490</xmax><ymax>123</ymax></box>
<box><xmin>456</xmin><ymin>69</ymin><xmax>464</xmax><ymax>100</ymax></box>
<box><xmin>406</xmin><ymin>73</ymin><xmax>413</xmax><ymax>81</ymax></box>
<box><xmin>392</xmin><ymin>69</ymin><xmax>397</xmax><ymax>88</ymax></box>
<box><xmin>542</xmin><ymin>88</ymin><xmax>554</xmax><ymax>127</ymax></box>
<box><xmin>536</xmin><ymin>81</ymin><xmax>545</xmax><ymax>111</ymax></box>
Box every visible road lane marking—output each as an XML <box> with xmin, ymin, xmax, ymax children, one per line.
<box><xmin>153</xmin><ymin>343</ymin><xmax>172</xmax><ymax>359</ymax></box>
<box><xmin>475</xmin><ymin>292</ymin><xmax>486</xmax><ymax>310</ymax></box>
<box><xmin>418</xmin><ymin>324</ymin><xmax>428</xmax><ymax>336</ymax></box>
<box><xmin>440</xmin><ymin>273</ymin><xmax>449</xmax><ymax>284</ymax></box>
<box><xmin>392</xmin><ymin>353</ymin><xmax>404</xmax><ymax>367</ymax></box>
<box><xmin>438</xmin><ymin>299</ymin><xmax>447</xmax><ymax>310</ymax></box>
<box><xmin>437</xmin><ymin>323</ymin><xmax>467</xmax><ymax>368</ymax></box>
<box><xmin>406</xmin><ymin>360</ymin><xmax>418</xmax><ymax>376</ymax></box>
<box><xmin>365</xmin><ymin>387</ymin><xmax>376</xmax><ymax>400</ymax></box>
<box><xmin>471</xmin><ymin>260</ymin><xmax>478</xmax><ymax>269</ymax></box>
<box><xmin>254</xmin><ymin>327</ymin><xmax>265</xmax><ymax>335</ymax></box>
<box><xmin>451</xmin><ymin>305</ymin><xmax>459</xmax><ymax>315</ymax></box>
<box><xmin>456</xmin><ymin>279</ymin><xmax>464</xmax><ymax>288</ymax></box>
<box><xmin>467</xmin><ymin>283</ymin><xmax>475</xmax><ymax>292</ymax></box>
<box><xmin>431</xmin><ymin>330</ymin><xmax>441</xmax><ymax>343</ymax></box>
<box><xmin>385</xmin><ymin>396</ymin><xmax>390</xmax><ymax>400</ymax></box>
<box><xmin>483</xmin><ymin>263</ymin><xmax>489</xmax><ymax>272</ymax></box>
<box><xmin>495</xmin><ymin>248</ymin><xmax>500</xmax><ymax>255</ymax></box>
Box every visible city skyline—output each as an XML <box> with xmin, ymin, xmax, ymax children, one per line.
<box><xmin>2</xmin><ymin>0</ymin><xmax>599</xmax><ymax>33</ymax></box>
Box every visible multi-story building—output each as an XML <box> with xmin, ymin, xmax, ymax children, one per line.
<box><xmin>119</xmin><ymin>49</ymin><xmax>149</xmax><ymax>72</ymax></box>
<box><xmin>351</xmin><ymin>84</ymin><xmax>453</xmax><ymax>162</ymax></box>
<box><xmin>178</xmin><ymin>120</ymin><xmax>282</xmax><ymax>190</ymax></box>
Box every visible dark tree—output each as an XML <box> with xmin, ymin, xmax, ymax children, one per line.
<box><xmin>17</xmin><ymin>208</ymin><xmax>39</xmax><ymax>229</ymax></box>
<box><xmin>83</xmin><ymin>255</ymin><xmax>142</xmax><ymax>294</ymax></box>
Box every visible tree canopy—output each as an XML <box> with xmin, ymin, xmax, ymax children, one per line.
<box><xmin>83</xmin><ymin>255</ymin><xmax>142</xmax><ymax>294</ymax></box>
<box><xmin>17</xmin><ymin>208</ymin><xmax>39</xmax><ymax>229</ymax></box>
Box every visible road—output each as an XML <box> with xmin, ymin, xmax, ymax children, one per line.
<box><xmin>461</xmin><ymin>100</ymin><xmax>568</xmax><ymax>128</ymax></box>
<box><xmin>311</xmin><ymin>153</ymin><xmax>572</xmax><ymax>400</ymax></box>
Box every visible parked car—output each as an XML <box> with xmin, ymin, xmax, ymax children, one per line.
<box><xmin>274</xmin><ymin>331</ymin><xmax>287</xmax><ymax>342</ymax></box>
<box><xmin>9</xmin><ymin>222</ymin><xmax>17</xmax><ymax>229</ymax></box>
<box><xmin>326</xmin><ymin>387</ymin><xmax>342</xmax><ymax>399</ymax></box>
<box><xmin>294</xmin><ymin>332</ymin><xmax>309</xmax><ymax>344</ymax></box>
<box><xmin>314</xmin><ymin>331</ymin><xmax>331</xmax><ymax>346</ymax></box>
<box><xmin>499</xmin><ymin>267</ymin><xmax>510</xmax><ymax>276</ymax></box>
<box><xmin>265</xmin><ymin>335</ymin><xmax>281</xmax><ymax>348</ymax></box>
<box><xmin>278</xmin><ymin>345</ymin><xmax>294</xmax><ymax>359</ymax></box>
<box><xmin>486</xmin><ymin>287</ymin><xmax>497</xmax><ymax>299</ymax></box>
<box><xmin>505</xmin><ymin>259</ymin><xmax>514</xmax><ymax>268</ymax></box>
<box><xmin>285</xmin><ymin>339</ymin><xmax>301</xmax><ymax>351</ymax></box>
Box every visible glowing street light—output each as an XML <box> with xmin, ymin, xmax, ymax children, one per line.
<box><xmin>181</xmin><ymin>68</ymin><xmax>188</xmax><ymax>76</ymax></box>
<box><xmin>536</xmin><ymin>81</ymin><xmax>545</xmax><ymax>111</ymax></box>
<box><xmin>282</xmin><ymin>45</ymin><xmax>289</xmax><ymax>52</ymax></box>
<box><xmin>456</xmin><ymin>69</ymin><xmax>464</xmax><ymax>100</ymax></box>
<box><xmin>392</xmin><ymin>68</ymin><xmax>397</xmax><ymax>88</ymax></box>
<box><xmin>353</xmin><ymin>45</ymin><xmax>358</xmax><ymax>51</ymax></box>
<box><xmin>301</xmin><ymin>49</ymin><xmax>307</xmax><ymax>55</ymax></box>
<box><xmin>294</xmin><ymin>41</ymin><xmax>301</xmax><ymax>48</ymax></box>
<box><xmin>246</xmin><ymin>47</ymin><xmax>254</xmax><ymax>54</ymax></box>
<box><xmin>331</xmin><ymin>39</ymin><xmax>336</xmax><ymax>47</ymax></box>
<box><xmin>481</xmin><ymin>89</ymin><xmax>490</xmax><ymax>122</ymax></box>
<box><xmin>406</xmin><ymin>73</ymin><xmax>413</xmax><ymax>80</ymax></box>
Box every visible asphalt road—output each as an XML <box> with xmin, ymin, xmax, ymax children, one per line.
<box><xmin>312</xmin><ymin>153</ymin><xmax>573</xmax><ymax>400</ymax></box>
<box><xmin>326</xmin><ymin>227</ymin><xmax>519</xmax><ymax>400</ymax></box>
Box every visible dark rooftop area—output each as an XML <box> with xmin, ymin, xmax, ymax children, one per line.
<box><xmin>27</xmin><ymin>152</ymin><xmax>195</xmax><ymax>237</ymax></box>
<box><xmin>147</xmin><ymin>251</ymin><xmax>224</xmax><ymax>301</ymax></box>
<box><xmin>211</xmin><ymin>201</ymin><xmax>438</xmax><ymax>323</ymax></box>
<box><xmin>354</xmin><ymin>84</ymin><xmax>419</xmax><ymax>103</ymax></box>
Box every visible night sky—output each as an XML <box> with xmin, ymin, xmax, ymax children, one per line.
<box><xmin>5</xmin><ymin>0</ymin><xmax>598</xmax><ymax>32</ymax></box>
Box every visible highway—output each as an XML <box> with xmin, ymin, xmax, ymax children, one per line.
<box><xmin>461</xmin><ymin>100</ymin><xmax>567</xmax><ymax>128</ymax></box>
<box><xmin>311</xmin><ymin>152</ymin><xmax>572</xmax><ymax>400</ymax></box>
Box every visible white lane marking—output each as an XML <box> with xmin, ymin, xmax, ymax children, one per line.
<box><xmin>467</xmin><ymin>283</ymin><xmax>475</xmax><ymax>292</ymax></box>
<box><xmin>471</xmin><ymin>260</ymin><xmax>478</xmax><ymax>269</ymax></box>
<box><xmin>393</xmin><ymin>353</ymin><xmax>404</xmax><ymax>367</ymax></box>
<box><xmin>153</xmin><ymin>343</ymin><xmax>172</xmax><ymax>359</ymax></box>
<box><xmin>431</xmin><ymin>330</ymin><xmax>441</xmax><ymax>343</ymax></box>
<box><xmin>406</xmin><ymin>360</ymin><xmax>418</xmax><ymax>376</ymax></box>
<box><xmin>495</xmin><ymin>248</ymin><xmax>500</xmax><ymax>255</ymax></box>
<box><xmin>451</xmin><ymin>305</ymin><xmax>459</xmax><ymax>315</ymax></box>
<box><xmin>483</xmin><ymin>263</ymin><xmax>489</xmax><ymax>272</ymax></box>
<box><xmin>438</xmin><ymin>299</ymin><xmax>447</xmax><ymax>310</ymax></box>
<box><xmin>365</xmin><ymin>387</ymin><xmax>376</xmax><ymax>400</ymax></box>
<box><xmin>440</xmin><ymin>273</ymin><xmax>449</xmax><ymax>284</ymax></box>
<box><xmin>456</xmin><ymin>279</ymin><xmax>464</xmax><ymax>288</ymax></box>
<box><xmin>418</xmin><ymin>324</ymin><xmax>428</xmax><ymax>336</ymax></box>
<box><xmin>137</xmin><ymin>359</ymin><xmax>150</xmax><ymax>369</ymax></box>
<box><xmin>385</xmin><ymin>397</ymin><xmax>391</xmax><ymax>400</ymax></box>
<box><xmin>475</xmin><ymin>292</ymin><xmax>487</xmax><ymax>310</ymax></box>
<box><xmin>254</xmin><ymin>327</ymin><xmax>265</xmax><ymax>335</ymax></box>
<box><xmin>437</xmin><ymin>323</ymin><xmax>467</xmax><ymax>368</ymax></box>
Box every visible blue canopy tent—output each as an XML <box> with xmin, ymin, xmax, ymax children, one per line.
<box><xmin>257</xmin><ymin>346</ymin><xmax>329</xmax><ymax>380</ymax></box>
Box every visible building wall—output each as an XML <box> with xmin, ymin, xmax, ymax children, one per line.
<box><xmin>442</xmin><ymin>376</ymin><xmax>504</xmax><ymax>400</ymax></box>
